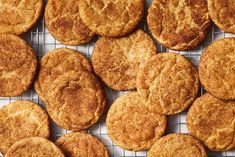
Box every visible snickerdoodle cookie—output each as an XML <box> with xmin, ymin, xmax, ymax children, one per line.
<box><xmin>56</xmin><ymin>132</ymin><xmax>109</xmax><ymax>157</ymax></box>
<box><xmin>187</xmin><ymin>93</ymin><xmax>235</xmax><ymax>151</ymax></box>
<box><xmin>0</xmin><ymin>34</ymin><xmax>37</xmax><ymax>97</ymax></box>
<box><xmin>137</xmin><ymin>53</ymin><xmax>199</xmax><ymax>115</ymax></box>
<box><xmin>199</xmin><ymin>38</ymin><xmax>235</xmax><ymax>100</ymax></box>
<box><xmin>147</xmin><ymin>0</ymin><xmax>211</xmax><ymax>50</ymax></box>
<box><xmin>79</xmin><ymin>0</ymin><xmax>144</xmax><ymax>37</ymax></box>
<box><xmin>5</xmin><ymin>137</ymin><xmax>64</xmax><ymax>157</ymax></box>
<box><xmin>0</xmin><ymin>100</ymin><xmax>50</xmax><ymax>154</ymax></box>
<box><xmin>148</xmin><ymin>134</ymin><xmax>207</xmax><ymax>157</ymax></box>
<box><xmin>35</xmin><ymin>48</ymin><xmax>92</xmax><ymax>103</ymax></box>
<box><xmin>46</xmin><ymin>70</ymin><xmax>106</xmax><ymax>131</ymax></box>
<box><xmin>92</xmin><ymin>30</ymin><xmax>157</xmax><ymax>91</ymax></box>
<box><xmin>45</xmin><ymin>0</ymin><xmax>94</xmax><ymax>45</ymax></box>
<box><xmin>0</xmin><ymin>0</ymin><xmax>43</xmax><ymax>34</ymax></box>
<box><xmin>208</xmin><ymin>0</ymin><xmax>235</xmax><ymax>34</ymax></box>
<box><xmin>107</xmin><ymin>92</ymin><xmax>166</xmax><ymax>151</ymax></box>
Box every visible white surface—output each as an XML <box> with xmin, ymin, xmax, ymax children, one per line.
<box><xmin>0</xmin><ymin>0</ymin><xmax>235</xmax><ymax>157</ymax></box>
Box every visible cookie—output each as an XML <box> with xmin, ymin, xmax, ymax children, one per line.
<box><xmin>92</xmin><ymin>30</ymin><xmax>157</xmax><ymax>91</ymax></box>
<box><xmin>187</xmin><ymin>93</ymin><xmax>235</xmax><ymax>151</ymax></box>
<box><xmin>56</xmin><ymin>132</ymin><xmax>109</xmax><ymax>157</ymax></box>
<box><xmin>0</xmin><ymin>100</ymin><xmax>50</xmax><ymax>154</ymax></box>
<box><xmin>35</xmin><ymin>48</ymin><xmax>92</xmax><ymax>103</ymax></box>
<box><xmin>147</xmin><ymin>0</ymin><xmax>211</xmax><ymax>50</ymax></box>
<box><xmin>0</xmin><ymin>34</ymin><xmax>37</xmax><ymax>97</ymax></box>
<box><xmin>45</xmin><ymin>0</ymin><xmax>94</xmax><ymax>45</ymax></box>
<box><xmin>46</xmin><ymin>70</ymin><xmax>106</xmax><ymax>131</ymax></box>
<box><xmin>107</xmin><ymin>92</ymin><xmax>166</xmax><ymax>151</ymax></box>
<box><xmin>199</xmin><ymin>38</ymin><xmax>235</xmax><ymax>100</ymax></box>
<box><xmin>208</xmin><ymin>0</ymin><xmax>235</xmax><ymax>34</ymax></box>
<box><xmin>79</xmin><ymin>0</ymin><xmax>144</xmax><ymax>37</ymax></box>
<box><xmin>137</xmin><ymin>53</ymin><xmax>199</xmax><ymax>115</ymax></box>
<box><xmin>148</xmin><ymin>134</ymin><xmax>207</xmax><ymax>157</ymax></box>
<box><xmin>5</xmin><ymin>137</ymin><xmax>64</xmax><ymax>157</ymax></box>
<box><xmin>0</xmin><ymin>0</ymin><xmax>43</xmax><ymax>34</ymax></box>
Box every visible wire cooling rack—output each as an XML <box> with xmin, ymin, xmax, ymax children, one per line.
<box><xmin>0</xmin><ymin>0</ymin><xmax>235</xmax><ymax>157</ymax></box>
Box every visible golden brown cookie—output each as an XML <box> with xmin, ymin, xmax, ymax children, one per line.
<box><xmin>0</xmin><ymin>100</ymin><xmax>50</xmax><ymax>154</ymax></box>
<box><xmin>137</xmin><ymin>53</ymin><xmax>199</xmax><ymax>115</ymax></box>
<box><xmin>208</xmin><ymin>0</ymin><xmax>235</xmax><ymax>34</ymax></box>
<box><xmin>148</xmin><ymin>134</ymin><xmax>207</xmax><ymax>157</ymax></box>
<box><xmin>56</xmin><ymin>132</ymin><xmax>109</xmax><ymax>157</ymax></box>
<box><xmin>187</xmin><ymin>93</ymin><xmax>235</xmax><ymax>151</ymax></box>
<box><xmin>46</xmin><ymin>70</ymin><xmax>106</xmax><ymax>131</ymax></box>
<box><xmin>35</xmin><ymin>48</ymin><xmax>92</xmax><ymax>103</ymax></box>
<box><xmin>0</xmin><ymin>34</ymin><xmax>37</xmax><ymax>97</ymax></box>
<box><xmin>79</xmin><ymin>0</ymin><xmax>144</xmax><ymax>37</ymax></box>
<box><xmin>107</xmin><ymin>92</ymin><xmax>166</xmax><ymax>151</ymax></box>
<box><xmin>199</xmin><ymin>38</ymin><xmax>235</xmax><ymax>100</ymax></box>
<box><xmin>92</xmin><ymin>30</ymin><xmax>157</xmax><ymax>91</ymax></box>
<box><xmin>147</xmin><ymin>0</ymin><xmax>211</xmax><ymax>50</ymax></box>
<box><xmin>45</xmin><ymin>0</ymin><xmax>94</xmax><ymax>45</ymax></box>
<box><xmin>0</xmin><ymin>0</ymin><xmax>43</xmax><ymax>34</ymax></box>
<box><xmin>5</xmin><ymin>137</ymin><xmax>64</xmax><ymax>157</ymax></box>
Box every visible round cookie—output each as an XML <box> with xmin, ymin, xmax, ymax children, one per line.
<box><xmin>5</xmin><ymin>137</ymin><xmax>64</xmax><ymax>157</ymax></box>
<box><xmin>79</xmin><ymin>0</ymin><xmax>144</xmax><ymax>37</ymax></box>
<box><xmin>46</xmin><ymin>70</ymin><xmax>106</xmax><ymax>131</ymax></box>
<box><xmin>147</xmin><ymin>0</ymin><xmax>211</xmax><ymax>50</ymax></box>
<box><xmin>35</xmin><ymin>48</ymin><xmax>92</xmax><ymax>103</ymax></box>
<box><xmin>0</xmin><ymin>0</ymin><xmax>43</xmax><ymax>34</ymax></box>
<box><xmin>187</xmin><ymin>93</ymin><xmax>235</xmax><ymax>151</ymax></box>
<box><xmin>0</xmin><ymin>100</ymin><xmax>50</xmax><ymax>154</ymax></box>
<box><xmin>107</xmin><ymin>92</ymin><xmax>166</xmax><ymax>151</ymax></box>
<box><xmin>56</xmin><ymin>132</ymin><xmax>109</xmax><ymax>157</ymax></box>
<box><xmin>45</xmin><ymin>0</ymin><xmax>94</xmax><ymax>45</ymax></box>
<box><xmin>92</xmin><ymin>30</ymin><xmax>157</xmax><ymax>91</ymax></box>
<box><xmin>199</xmin><ymin>38</ymin><xmax>235</xmax><ymax>100</ymax></box>
<box><xmin>208</xmin><ymin>0</ymin><xmax>235</xmax><ymax>34</ymax></box>
<box><xmin>148</xmin><ymin>134</ymin><xmax>207</xmax><ymax>157</ymax></box>
<box><xmin>0</xmin><ymin>34</ymin><xmax>37</xmax><ymax>97</ymax></box>
<box><xmin>136</xmin><ymin>53</ymin><xmax>199</xmax><ymax>115</ymax></box>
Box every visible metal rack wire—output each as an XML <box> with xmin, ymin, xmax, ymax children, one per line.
<box><xmin>0</xmin><ymin>0</ymin><xmax>235</xmax><ymax>157</ymax></box>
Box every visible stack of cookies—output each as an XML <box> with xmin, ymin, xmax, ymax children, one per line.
<box><xmin>0</xmin><ymin>0</ymin><xmax>234</xmax><ymax>157</ymax></box>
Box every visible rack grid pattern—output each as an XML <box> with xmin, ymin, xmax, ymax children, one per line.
<box><xmin>0</xmin><ymin>0</ymin><xmax>235</xmax><ymax>157</ymax></box>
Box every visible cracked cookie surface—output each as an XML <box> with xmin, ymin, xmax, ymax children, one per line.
<box><xmin>0</xmin><ymin>100</ymin><xmax>50</xmax><ymax>154</ymax></box>
<box><xmin>79</xmin><ymin>0</ymin><xmax>144</xmax><ymax>37</ymax></box>
<box><xmin>45</xmin><ymin>0</ymin><xmax>94</xmax><ymax>45</ymax></box>
<box><xmin>148</xmin><ymin>134</ymin><xmax>207</xmax><ymax>157</ymax></box>
<box><xmin>5</xmin><ymin>137</ymin><xmax>64</xmax><ymax>157</ymax></box>
<box><xmin>0</xmin><ymin>0</ymin><xmax>43</xmax><ymax>34</ymax></box>
<box><xmin>137</xmin><ymin>53</ymin><xmax>199</xmax><ymax>115</ymax></box>
<box><xmin>0</xmin><ymin>34</ymin><xmax>37</xmax><ymax>97</ymax></box>
<box><xmin>199</xmin><ymin>38</ymin><xmax>235</xmax><ymax>100</ymax></box>
<box><xmin>46</xmin><ymin>70</ymin><xmax>106</xmax><ymax>131</ymax></box>
<box><xmin>92</xmin><ymin>30</ymin><xmax>157</xmax><ymax>91</ymax></box>
<box><xmin>208</xmin><ymin>0</ymin><xmax>235</xmax><ymax>34</ymax></box>
<box><xmin>35</xmin><ymin>48</ymin><xmax>92</xmax><ymax>103</ymax></box>
<box><xmin>107</xmin><ymin>92</ymin><xmax>166</xmax><ymax>151</ymax></box>
<box><xmin>187</xmin><ymin>93</ymin><xmax>235</xmax><ymax>151</ymax></box>
<box><xmin>56</xmin><ymin>132</ymin><xmax>109</xmax><ymax>157</ymax></box>
<box><xmin>147</xmin><ymin>0</ymin><xmax>211</xmax><ymax>50</ymax></box>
